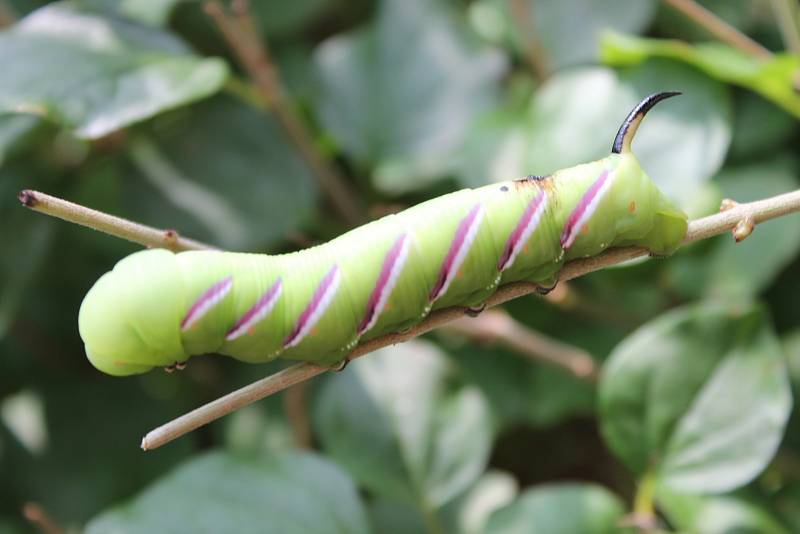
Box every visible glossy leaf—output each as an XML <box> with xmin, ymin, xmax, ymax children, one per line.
<box><xmin>313</xmin><ymin>0</ymin><xmax>506</xmax><ymax>194</ymax></box>
<box><xmin>600</xmin><ymin>302</ymin><xmax>791</xmax><ymax>493</ymax></box>
<box><xmin>485</xmin><ymin>483</ymin><xmax>626</xmax><ymax>534</ymax></box>
<box><xmin>122</xmin><ymin>95</ymin><xmax>318</xmax><ymax>251</ymax></box>
<box><xmin>728</xmin><ymin>93</ymin><xmax>797</xmax><ymax>161</ymax></box>
<box><xmin>449</xmin><ymin>341</ymin><xmax>595</xmax><ymax>428</ymax></box>
<box><xmin>0</xmin><ymin>167</ymin><xmax>52</xmax><ymax>340</ymax></box>
<box><xmin>0</xmin><ymin>114</ymin><xmax>39</xmax><ymax>166</ymax></box>
<box><xmin>657</xmin><ymin>488</ymin><xmax>790</xmax><ymax>534</ymax></box>
<box><xmin>314</xmin><ymin>340</ymin><xmax>493</xmax><ymax>509</ymax></box>
<box><xmin>471</xmin><ymin>0</ymin><xmax>657</xmax><ymax>69</ymax></box>
<box><xmin>0</xmin><ymin>3</ymin><xmax>228</xmax><ymax>138</ymax></box>
<box><xmin>77</xmin><ymin>0</ymin><xmax>183</xmax><ymax>26</ymax></box>
<box><xmin>368</xmin><ymin>470</ymin><xmax>517</xmax><ymax>534</ymax></box>
<box><xmin>601</xmin><ymin>32</ymin><xmax>800</xmax><ymax>118</ymax></box>
<box><xmin>85</xmin><ymin>451</ymin><xmax>370</xmax><ymax>534</ymax></box>
<box><xmin>252</xmin><ymin>0</ymin><xmax>335</xmax><ymax>37</ymax></box>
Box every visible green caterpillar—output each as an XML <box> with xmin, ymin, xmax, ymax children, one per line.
<box><xmin>79</xmin><ymin>92</ymin><xmax>688</xmax><ymax>376</ymax></box>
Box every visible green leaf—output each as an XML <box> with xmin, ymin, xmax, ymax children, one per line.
<box><xmin>450</xmin><ymin>342</ymin><xmax>595</xmax><ymax>428</ymax></box>
<box><xmin>729</xmin><ymin>93</ymin><xmax>797</xmax><ymax>161</ymax></box>
<box><xmin>455</xmin><ymin>63</ymin><xmax>731</xmax><ymax>207</ymax></box>
<box><xmin>783</xmin><ymin>330</ymin><xmax>800</xmax><ymax>392</ymax></box>
<box><xmin>123</xmin><ymin>95</ymin><xmax>319</xmax><ymax>251</ymax></box>
<box><xmin>704</xmin><ymin>160</ymin><xmax>800</xmax><ymax>301</ymax></box>
<box><xmin>657</xmin><ymin>488</ymin><xmax>790</xmax><ymax>534</ymax></box>
<box><xmin>313</xmin><ymin>0</ymin><xmax>506</xmax><ymax>194</ymax></box>
<box><xmin>484</xmin><ymin>482</ymin><xmax>626</xmax><ymax>534</ymax></box>
<box><xmin>652</xmin><ymin>0</ymin><xmax>761</xmax><ymax>43</ymax></box>
<box><xmin>0</xmin><ymin>3</ymin><xmax>228</xmax><ymax>138</ymax></box>
<box><xmin>471</xmin><ymin>0</ymin><xmax>657</xmax><ymax>70</ymax></box>
<box><xmin>0</xmin><ymin>114</ymin><xmax>39</xmax><ymax>166</ymax></box>
<box><xmin>77</xmin><ymin>0</ymin><xmax>184</xmax><ymax>26</ymax></box>
<box><xmin>601</xmin><ymin>32</ymin><xmax>800</xmax><ymax>119</ymax></box>
<box><xmin>313</xmin><ymin>340</ymin><xmax>493</xmax><ymax>510</ymax></box>
<box><xmin>252</xmin><ymin>0</ymin><xmax>335</xmax><ymax>38</ymax></box>
<box><xmin>85</xmin><ymin>451</ymin><xmax>370</xmax><ymax>534</ymax></box>
<box><xmin>440</xmin><ymin>470</ymin><xmax>518</xmax><ymax>534</ymax></box>
<box><xmin>771</xmin><ymin>480</ymin><xmax>800</xmax><ymax>532</ymax></box>
<box><xmin>599</xmin><ymin>302</ymin><xmax>792</xmax><ymax>493</ymax></box>
<box><xmin>368</xmin><ymin>470</ymin><xmax>518</xmax><ymax>534</ymax></box>
<box><xmin>0</xmin><ymin>167</ymin><xmax>53</xmax><ymax>340</ymax></box>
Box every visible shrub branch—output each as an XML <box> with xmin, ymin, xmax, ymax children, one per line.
<box><xmin>443</xmin><ymin>309</ymin><xmax>599</xmax><ymax>382</ymax></box>
<box><xmin>17</xmin><ymin>186</ymin><xmax>800</xmax><ymax>449</ymax></box>
<box><xmin>662</xmin><ymin>0</ymin><xmax>773</xmax><ymax>59</ymax></box>
<box><xmin>17</xmin><ymin>190</ymin><xmax>213</xmax><ymax>252</ymax></box>
<box><xmin>204</xmin><ymin>0</ymin><xmax>363</xmax><ymax>226</ymax></box>
<box><xmin>137</xmin><ymin>188</ymin><xmax>800</xmax><ymax>450</ymax></box>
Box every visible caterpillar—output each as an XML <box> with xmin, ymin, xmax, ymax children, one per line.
<box><xmin>79</xmin><ymin>92</ymin><xmax>688</xmax><ymax>376</ymax></box>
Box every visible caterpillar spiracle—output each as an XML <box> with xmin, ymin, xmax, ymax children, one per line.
<box><xmin>79</xmin><ymin>92</ymin><xmax>688</xmax><ymax>376</ymax></box>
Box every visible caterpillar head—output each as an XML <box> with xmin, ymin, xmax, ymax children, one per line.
<box><xmin>79</xmin><ymin>249</ymin><xmax>187</xmax><ymax>376</ymax></box>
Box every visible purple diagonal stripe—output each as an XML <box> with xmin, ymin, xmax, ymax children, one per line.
<box><xmin>283</xmin><ymin>265</ymin><xmax>341</xmax><ymax>348</ymax></box>
<box><xmin>357</xmin><ymin>234</ymin><xmax>411</xmax><ymax>336</ymax></box>
<box><xmin>497</xmin><ymin>190</ymin><xmax>548</xmax><ymax>272</ymax></box>
<box><xmin>429</xmin><ymin>204</ymin><xmax>484</xmax><ymax>302</ymax></box>
<box><xmin>180</xmin><ymin>276</ymin><xmax>233</xmax><ymax>331</ymax></box>
<box><xmin>560</xmin><ymin>170</ymin><xmax>612</xmax><ymax>250</ymax></box>
<box><xmin>225</xmin><ymin>278</ymin><xmax>283</xmax><ymax>341</ymax></box>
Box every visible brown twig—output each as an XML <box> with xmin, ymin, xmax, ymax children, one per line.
<box><xmin>769</xmin><ymin>0</ymin><xmax>800</xmax><ymax>56</ymax></box>
<box><xmin>444</xmin><ymin>308</ymin><xmax>598</xmax><ymax>381</ymax></box>
<box><xmin>662</xmin><ymin>0</ymin><xmax>773</xmax><ymax>59</ymax></box>
<box><xmin>140</xmin><ymin>188</ymin><xmax>800</xmax><ymax>450</ymax></box>
<box><xmin>22</xmin><ymin>503</ymin><xmax>63</xmax><ymax>534</ymax></box>
<box><xmin>0</xmin><ymin>0</ymin><xmax>18</xmax><ymax>28</ymax></box>
<box><xmin>17</xmin><ymin>190</ymin><xmax>213</xmax><ymax>252</ymax></box>
<box><xmin>509</xmin><ymin>0</ymin><xmax>551</xmax><ymax>79</ymax></box>
<box><xmin>544</xmin><ymin>283</ymin><xmax>640</xmax><ymax>329</ymax></box>
<box><xmin>204</xmin><ymin>0</ymin><xmax>363</xmax><ymax>226</ymax></box>
<box><xmin>282</xmin><ymin>382</ymin><xmax>312</xmax><ymax>448</ymax></box>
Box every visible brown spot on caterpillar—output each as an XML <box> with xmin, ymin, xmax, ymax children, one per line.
<box><xmin>17</xmin><ymin>189</ymin><xmax>37</xmax><ymax>207</ymax></box>
<box><xmin>513</xmin><ymin>175</ymin><xmax>552</xmax><ymax>193</ymax></box>
<box><xmin>524</xmin><ymin>244</ymin><xmax>529</xmax><ymax>254</ymax></box>
<box><xmin>457</xmin><ymin>270</ymin><xmax>463</xmax><ymax>279</ymax></box>
<box><xmin>628</xmin><ymin>200</ymin><xmax>636</xmax><ymax>213</ymax></box>
<box><xmin>581</xmin><ymin>225</ymin><xmax>590</xmax><ymax>235</ymax></box>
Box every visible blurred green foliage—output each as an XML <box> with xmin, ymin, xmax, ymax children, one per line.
<box><xmin>1</xmin><ymin>0</ymin><xmax>799</xmax><ymax>532</ymax></box>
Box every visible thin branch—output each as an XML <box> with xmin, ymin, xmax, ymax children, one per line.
<box><xmin>17</xmin><ymin>190</ymin><xmax>213</xmax><ymax>252</ymax></box>
<box><xmin>141</xmin><ymin>188</ymin><xmax>800</xmax><ymax>450</ymax></box>
<box><xmin>509</xmin><ymin>0</ymin><xmax>551</xmax><ymax>80</ymax></box>
<box><xmin>544</xmin><ymin>283</ymin><xmax>640</xmax><ymax>329</ymax></box>
<box><xmin>662</xmin><ymin>0</ymin><xmax>773</xmax><ymax>59</ymax></box>
<box><xmin>282</xmin><ymin>382</ymin><xmax>312</xmax><ymax>449</ymax></box>
<box><xmin>22</xmin><ymin>503</ymin><xmax>63</xmax><ymax>534</ymax></box>
<box><xmin>0</xmin><ymin>0</ymin><xmax>18</xmax><ymax>28</ymax></box>
<box><xmin>443</xmin><ymin>308</ymin><xmax>598</xmax><ymax>381</ymax></box>
<box><xmin>769</xmin><ymin>0</ymin><xmax>800</xmax><ymax>56</ymax></box>
<box><xmin>203</xmin><ymin>0</ymin><xmax>363</xmax><ymax>226</ymax></box>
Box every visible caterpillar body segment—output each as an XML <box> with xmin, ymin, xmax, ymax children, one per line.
<box><xmin>78</xmin><ymin>93</ymin><xmax>688</xmax><ymax>376</ymax></box>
